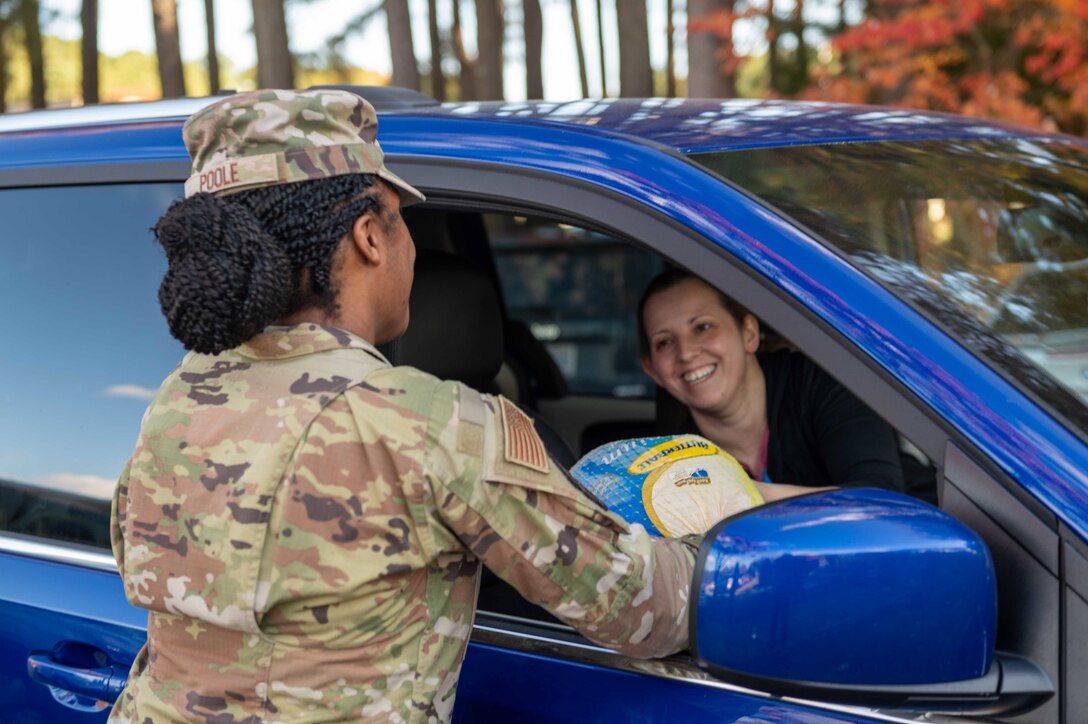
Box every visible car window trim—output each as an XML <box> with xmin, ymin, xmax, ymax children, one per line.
<box><xmin>471</xmin><ymin>612</ymin><xmax>920</xmax><ymax>722</ymax></box>
<box><xmin>0</xmin><ymin>532</ymin><xmax>117</xmax><ymax>572</ymax></box>
<box><xmin>0</xmin><ymin>160</ymin><xmax>191</xmax><ymax>188</ymax></box>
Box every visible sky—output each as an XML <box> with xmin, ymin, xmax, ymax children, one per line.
<box><xmin>42</xmin><ymin>0</ymin><xmax>689</xmax><ymax>101</ymax></box>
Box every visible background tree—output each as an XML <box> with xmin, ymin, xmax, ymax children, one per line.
<box><xmin>427</xmin><ymin>0</ymin><xmax>445</xmax><ymax>100</ymax></box>
<box><xmin>386</xmin><ymin>0</ymin><xmax>421</xmax><ymax>90</ymax></box>
<box><xmin>474</xmin><ymin>0</ymin><xmax>504</xmax><ymax>99</ymax></box>
<box><xmin>665</xmin><ymin>0</ymin><xmax>675</xmax><ymax>96</ymax></box>
<box><xmin>568</xmin><ymin>0</ymin><xmax>589</xmax><ymax>98</ymax></box>
<box><xmin>595</xmin><ymin>0</ymin><xmax>607</xmax><ymax>96</ymax></box>
<box><xmin>0</xmin><ymin>1</ymin><xmax>14</xmax><ymax>112</ymax></box>
<box><xmin>523</xmin><ymin>0</ymin><xmax>543</xmax><ymax>99</ymax></box>
<box><xmin>80</xmin><ymin>0</ymin><xmax>97</xmax><ymax>104</ymax></box>
<box><xmin>805</xmin><ymin>0</ymin><xmax>1088</xmax><ymax>135</ymax></box>
<box><xmin>252</xmin><ymin>0</ymin><xmax>293</xmax><ymax>89</ymax></box>
<box><xmin>616</xmin><ymin>0</ymin><xmax>651</xmax><ymax>96</ymax></box>
<box><xmin>21</xmin><ymin>0</ymin><xmax>46</xmax><ymax>107</ymax></box>
<box><xmin>767</xmin><ymin>0</ymin><xmax>779</xmax><ymax>92</ymax></box>
<box><xmin>204</xmin><ymin>0</ymin><xmax>220</xmax><ymax>94</ymax></box>
<box><xmin>451</xmin><ymin>0</ymin><xmax>476</xmax><ymax>99</ymax></box>
<box><xmin>687</xmin><ymin>0</ymin><xmax>734</xmax><ymax>97</ymax></box>
<box><xmin>150</xmin><ymin>0</ymin><xmax>184</xmax><ymax>98</ymax></box>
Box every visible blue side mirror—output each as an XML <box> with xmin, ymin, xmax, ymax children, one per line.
<box><xmin>691</xmin><ymin>489</ymin><xmax>1052</xmax><ymax>715</ymax></box>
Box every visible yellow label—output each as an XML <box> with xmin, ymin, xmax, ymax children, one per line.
<box><xmin>627</xmin><ymin>435</ymin><xmax>717</xmax><ymax>475</ymax></box>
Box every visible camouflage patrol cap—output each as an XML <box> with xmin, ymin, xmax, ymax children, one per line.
<box><xmin>182</xmin><ymin>88</ymin><xmax>425</xmax><ymax>205</ymax></box>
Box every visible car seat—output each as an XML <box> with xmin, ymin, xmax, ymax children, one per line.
<box><xmin>383</xmin><ymin>249</ymin><xmax>573</xmax><ymax>623</ymax></box>
<box><xmin>380</xmin><ymin>249</ymin><xmax>577</xmax><ymax>469</ymax></box>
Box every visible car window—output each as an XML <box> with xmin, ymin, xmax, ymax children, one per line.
<box><xmin>487</xmin><ymin>214</ymin><xmax>664</xmax><ymax>398</ymax></box>
<box><xmin>0</xmin><ymin>183</ymin><xmax>184</xmax><ymax>548</ymax></box>
<box><xmin>694</xmin><ymin>140</ymin><xmax>1088</xmax><ymax>432</ymax></box>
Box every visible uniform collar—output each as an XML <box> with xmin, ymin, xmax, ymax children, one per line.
<box><xmin>237</xmin><ymin>324</ymin><xmax>391</xmax><ymax>366</ymax></box>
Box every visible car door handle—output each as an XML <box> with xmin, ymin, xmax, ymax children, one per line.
<box><xmin>27</xmin><ymin>641</ymin><xmax>128</xmax><ymax>707</ymax></box>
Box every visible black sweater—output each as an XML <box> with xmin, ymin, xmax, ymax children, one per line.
<box><xmin>669</xmin><ymin>350</ymin><xmax>905</xmax><ymax>491</ymax></box>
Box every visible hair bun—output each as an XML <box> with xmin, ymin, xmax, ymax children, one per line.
<box><xmin>155</xmin><ymin>193</ymin><xmax>294</xmax><ymax>354</ymax></box>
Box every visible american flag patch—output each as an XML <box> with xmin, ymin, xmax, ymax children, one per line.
<box><xmin>500</xmin><ymin>397</ymin><xmax>550</xmax><ymax>474</ymax></box>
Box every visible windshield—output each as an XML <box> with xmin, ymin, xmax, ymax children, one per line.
<box><xmin>693</xmin><ymin>139</ymin><xmax>1088</xmax><ymax>430</ymax></box>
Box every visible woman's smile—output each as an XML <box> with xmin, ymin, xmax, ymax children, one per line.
<box><xmin>682</xmin><ymin>363</ymin><xmax>717</xmax><ymax>384</ymax></box>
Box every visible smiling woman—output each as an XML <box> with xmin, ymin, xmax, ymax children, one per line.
<box><xmin>638</xmin><ymin>268</ymin><xmax>906</xmax><ymax>492</ymax></box>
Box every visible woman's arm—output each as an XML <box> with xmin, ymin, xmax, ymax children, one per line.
<box><xmin>755</xmin><ymin>481</ymin><xmax>835</xmax><ymax>503</ymax></box>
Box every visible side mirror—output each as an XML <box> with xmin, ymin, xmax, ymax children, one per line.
<box><xmin>691</xmin><ymin>489</ymin><xmax>1053</xmax><ymax>716</ymax></box>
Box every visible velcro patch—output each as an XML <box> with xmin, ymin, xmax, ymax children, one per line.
<box><xmin>500</xmin><ymin>397</ymin><xmax>549</xmax><ymax>474</ymax></box>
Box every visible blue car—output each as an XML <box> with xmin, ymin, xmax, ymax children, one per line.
<box><xmin>0</xmin><ymin>88</ymin><xmax>1085</xmax><ymax>722</ymax></box>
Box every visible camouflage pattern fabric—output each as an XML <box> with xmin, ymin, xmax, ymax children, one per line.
<box><xmin>110</xmin><ymin>325</ymin><xmax>696</xmax><ymax>723</ymax></box>
<box><xmin>182</xmin><ymin>88</ymin><xmax>424</xmax><ymax>205</ymax></box>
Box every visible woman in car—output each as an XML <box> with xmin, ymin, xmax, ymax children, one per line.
<box><xmin>638</xmin><ymin>268</ymin><xmax>905</xmax><ymax>491</ymax></box>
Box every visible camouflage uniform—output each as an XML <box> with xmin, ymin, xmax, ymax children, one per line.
<box><xmin>111</xmin><ymin>325</ymin><xmax>696</xmax><ymax>723</ymax></box>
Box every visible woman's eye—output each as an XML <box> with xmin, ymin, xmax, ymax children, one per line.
<box><xmin>654</xmin><ymin>338</ymin><xmax>671</xmax><ymax>351</ymax></box>
<box><xmin>695</xmin><ymin>322</ymin><xmax>712</xmax><ymax>332</ymax></box>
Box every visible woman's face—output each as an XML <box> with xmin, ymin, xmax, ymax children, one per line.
<box><xmin>641</xmin><ymin>278</ymin><xmax>760</xmax><ymax>418</ymax></box>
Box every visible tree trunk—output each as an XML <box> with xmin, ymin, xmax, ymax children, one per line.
<box><xmin>252</xmin><ymin>0</ymin><xmax>293</xmax><ymax>89</ymax></box>
<box><xmin>665</xmin><ymin>0</ymin><xmax>675</xmax><ymax>96</ymax></box>
<box><xmin>524</xmin><ymin>0</ymin><xmax>542</xmax><ymax>99</ymax></box>
<box><xmin>427</xmin><ymin>0</ymin><xmax>445</xmax><ymax>100</ymax></box>
<box><xmin>204</xmin><ymin>0</ymin><xmax>220</xmax><ymax>94</ymax></box>
<box><xmin>616</xmin><ymin>0</ymin><xmax>652</xmax><ymax>97</ymax></box>
<box><xmin>80</xmin><ymin>0</ymin><xmax>98</xmax><ymax>104</ymax></box>
<box><xmin>474</xmin><ymin>0</ymin><xmax>504</xmax><ymax>99</ymax></box>
<box><xmin>451</xmin><ymin>0</ymin><xmax>476</xmax><ymax>99</ymax></box>
<box><xmin>0</xmin><ymin>21</ymin><xmax>8</xmax><ymax>113</ymax></box>
<box><xmin>793</xmin><ymin>0</ymin><xmax>807</xmax><ymax>89</ymax></box>
<box><xmin>386</xmin><ymin>0</ymin><xmax>421</xmax><ymax>90</ymax></box>
<box><xmin>569</xmin><ymin>0</ymin><xmax>589</xmax><ymax>97</ymax></box>
<box><xmin>767</xmin><ymin>0</ymin><xmax>779</xmax><ymax>92</ymax></box>
<box><xmin>595</xmin><ymin>0</ymin><xmax>607</xmax><ymax>96</ymax></box>
<box><xmin>21</xmin><ymin>0</ymin><xmax>46</xmax><ymax>107</ymax></box>
<box><xmin>687</xmin><ymin>0</ymin><xmax>733</xmax><ymax>98</ymax></box>
<box><xmin>151</xmin><ymin>0</ymin><xmax>185</xmax><ymax>98</ymax></box>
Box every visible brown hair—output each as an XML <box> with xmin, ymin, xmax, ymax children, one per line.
<box><xmin>637</xmin><ymin>268</ymin><xmax>750</xmax><ymax>358</ymax></box>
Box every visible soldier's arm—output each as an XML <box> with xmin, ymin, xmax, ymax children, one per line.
<box><xmin>424</xmin><ymin>383</ymin><xmax>697</xmax><ymax>659</ymax></box>
<box><xmin>110</xmin><ymin>460</ymin><xmax>131</xmax><ymax>577</ymax></box>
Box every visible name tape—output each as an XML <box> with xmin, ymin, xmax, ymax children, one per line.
<box><xmin>184</xmin><ymin>154</ymin><xmax>283</xmax><ymax>197</ymax></box>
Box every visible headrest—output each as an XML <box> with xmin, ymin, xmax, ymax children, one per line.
<box><xmin>382</xmin><ymin>250</ymin><xmax>504</xmax><ymax>390</ymax></box>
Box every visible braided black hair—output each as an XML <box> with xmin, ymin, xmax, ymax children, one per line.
<box><xmin>154</xmin><ymin>174</ymin><xmax>383</xmax><ymax>354</ymax></box>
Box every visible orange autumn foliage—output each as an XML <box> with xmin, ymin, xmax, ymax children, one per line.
<box><xmin>802</xmin><ymin>0</ymin><xmax>1088</xmax><ymax>135</ymax></box>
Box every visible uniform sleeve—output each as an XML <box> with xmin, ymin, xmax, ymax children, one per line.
<box><xmin>809</xmin><ymin>368</ymin><xmax>904</xmax><ymax>491</ymax></box>
<box><xmin>423</xmin><ymin>382</ymin><xmax>696</xmax><ymax>659</ymax></box>
<box><xmin>111</xmin><ymin>460</ymin><xmax>130</xmax><ymax>578</ymax></box>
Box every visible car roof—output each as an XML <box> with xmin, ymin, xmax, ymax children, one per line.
<box><xmin>0</xmin><ymin>93</ymin><xmax>1072</xmax><ymax>158</ymax></box>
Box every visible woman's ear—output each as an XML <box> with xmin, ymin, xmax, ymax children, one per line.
<box><xmin>742</xmin><ymin>314</ymin><xmax>761</xmax><ymax>354</ymax></box>
<box><xmin>349</xmin><ymin>211</ymin><xmax>383</xmax><ymax>267</ymax></box>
